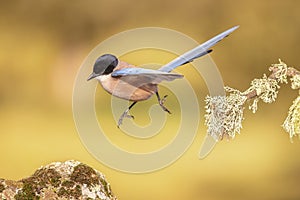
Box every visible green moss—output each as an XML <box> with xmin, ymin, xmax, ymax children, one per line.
<box><xmin>73</xmin><ymin>185</ymin><xmax>82</xmax><ymax>198</ymax></box>
<box><xmin>14</xmin><ymin>168</ymin><xmax>62</xmax><ymax>199</ymax></box>
<box><xmin>57</xmin><ymin>187</ymin><xmax>69</xmax><ymax>197</ymax></box>
<box><xmin>0</xmin><ymin>182</ymin><xmax>5</xmax><ymax>193</ymax></box>
<box><xmin>70</xmin><ymin>164</ymin><xmax>99</xmax><ymax>186</ymax></box>
<box><xmin>14</xmin><ymin>183</ymin><xmax>39</xmax><ymax>200</ymax></box>
<box><xmin>33</xmin><ymin>168</ymin><xmax>61</xmax><ymax>188</ymax></box>
<box><xmin>100</xmin><ymin>177</ymin><xmax>111</xmax><ymax>196</ymax></box>
<box><xmin>57</xmin><ymin>184</ymin><xmax>82</xmax><ymax>199</ymax></box>
<box><xmin>61</xmin><ymin>180</ymin><xmax>75</xmax><ymax>188</ymax></box>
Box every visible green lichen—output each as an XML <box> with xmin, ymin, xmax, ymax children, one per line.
<box><xmin>71</xmin><ymin>164</ymin><xmax>99</xmax><ymax>187</ymax></box>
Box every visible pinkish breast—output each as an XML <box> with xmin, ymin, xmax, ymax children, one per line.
<box><xmin>97</xmin><ymin>75</ymin><xmax>157</xmax><ymax>101</ymax></box>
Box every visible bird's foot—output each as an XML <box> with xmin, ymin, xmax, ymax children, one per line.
<box><xmin>117</xmin><ymin>111</ymin><xmax>134</xmax><ymax>128</ymax></box>
<box><xmin>159</xmin><ymin>95</ymin><xmax>171</xmax><ymax>114</ymax></box>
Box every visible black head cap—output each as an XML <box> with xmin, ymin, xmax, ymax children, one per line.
<box><xmin>87</xmin><ymin>54</ymin><xmax>118</xmax><ymax>81</ymax></box>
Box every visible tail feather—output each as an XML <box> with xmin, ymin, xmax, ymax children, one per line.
<box><xmin>159</xmin><ymin>26</ymin><xmax>239</xmax><ymax>72</ymax></box>
<box><xmin>179</xmin><ymin>49</ymin><xmax>213</xmax><ymax>66</ymax></box>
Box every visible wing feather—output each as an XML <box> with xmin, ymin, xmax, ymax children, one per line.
<box><xmin>111</xmin><ymin>68</ymin><xmax>183</xmax><ymax>87</ymax></box>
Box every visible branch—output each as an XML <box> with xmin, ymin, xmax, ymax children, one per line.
<box><xmin>205</xmin><ymin>59</ymin><xmax>300</xmax><ymax>141</ymax></box>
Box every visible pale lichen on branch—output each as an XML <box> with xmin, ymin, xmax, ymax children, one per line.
<box><xmin>205</xmin><ymin>59</ymin><xmax>300</xmax><ymax>142</ymax></box>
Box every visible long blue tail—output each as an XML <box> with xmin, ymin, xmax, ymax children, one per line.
<box><xmin>159</xmin><ymin>26</ymin><xmax>239</xmax><ymax>72</ymax></box>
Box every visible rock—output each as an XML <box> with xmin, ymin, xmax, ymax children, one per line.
<box><xmin>0</xmin><ymin>160</ymin><xmax>117</xmax><ymax>200</ymax></box>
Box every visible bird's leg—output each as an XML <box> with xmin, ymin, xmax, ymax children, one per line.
<box><xmin>118</xmin><ymin>101</ymin><xmax>137</xmax><ymax>127</ymax></box>
<box><xmin>156</xmin><ymin>92</ymin><xmax>171</xmax><ymax>114</ymax></box>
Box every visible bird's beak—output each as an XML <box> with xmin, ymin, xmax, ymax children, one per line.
<box><xmin>87</xmin><ymin>72</ymin><xmax>98</xmax><ymax>81</ymax></box>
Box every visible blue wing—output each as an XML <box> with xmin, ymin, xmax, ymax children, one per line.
<box><xmin>111</xmin><ymin>67</ymin><xmax>183</xmax><ymax>85</ymax></box>
<box><xmin>159</xmin><ymin>26</ymin><xmax>239</xmax><ymax>72</ymax></box>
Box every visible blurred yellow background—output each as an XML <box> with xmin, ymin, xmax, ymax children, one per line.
<box><xmin>1</xmin><ymin>0</ymin><xmax>300</xmax><ymax>199</ymax></box>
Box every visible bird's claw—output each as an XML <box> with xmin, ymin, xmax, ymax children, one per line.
<box><xmin>117</xmin><ymin>111</ymin><xmax>134</xmax><ymax>128</ymax></box>
<box><xmin>159</xmin><ymin>95</ymin><xmax>171</xmax><ymax>114</ymax></box>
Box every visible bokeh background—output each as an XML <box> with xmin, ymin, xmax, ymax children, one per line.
<box><xmin>1</xmin><ymin>0</ymin><xmax>300</xmax><ymax>199</ymax></box>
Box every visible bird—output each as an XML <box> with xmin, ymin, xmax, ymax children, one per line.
<box><xmin>87</xmin><ymin>26</ymin><xmax>239</xmax><ymax>127</ymax></box>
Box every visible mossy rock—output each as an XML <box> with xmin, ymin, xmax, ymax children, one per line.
<box><xmin>0</xmin><ymin>160</ymin><xmax>117</xmax><ymax>200</ymax></box>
